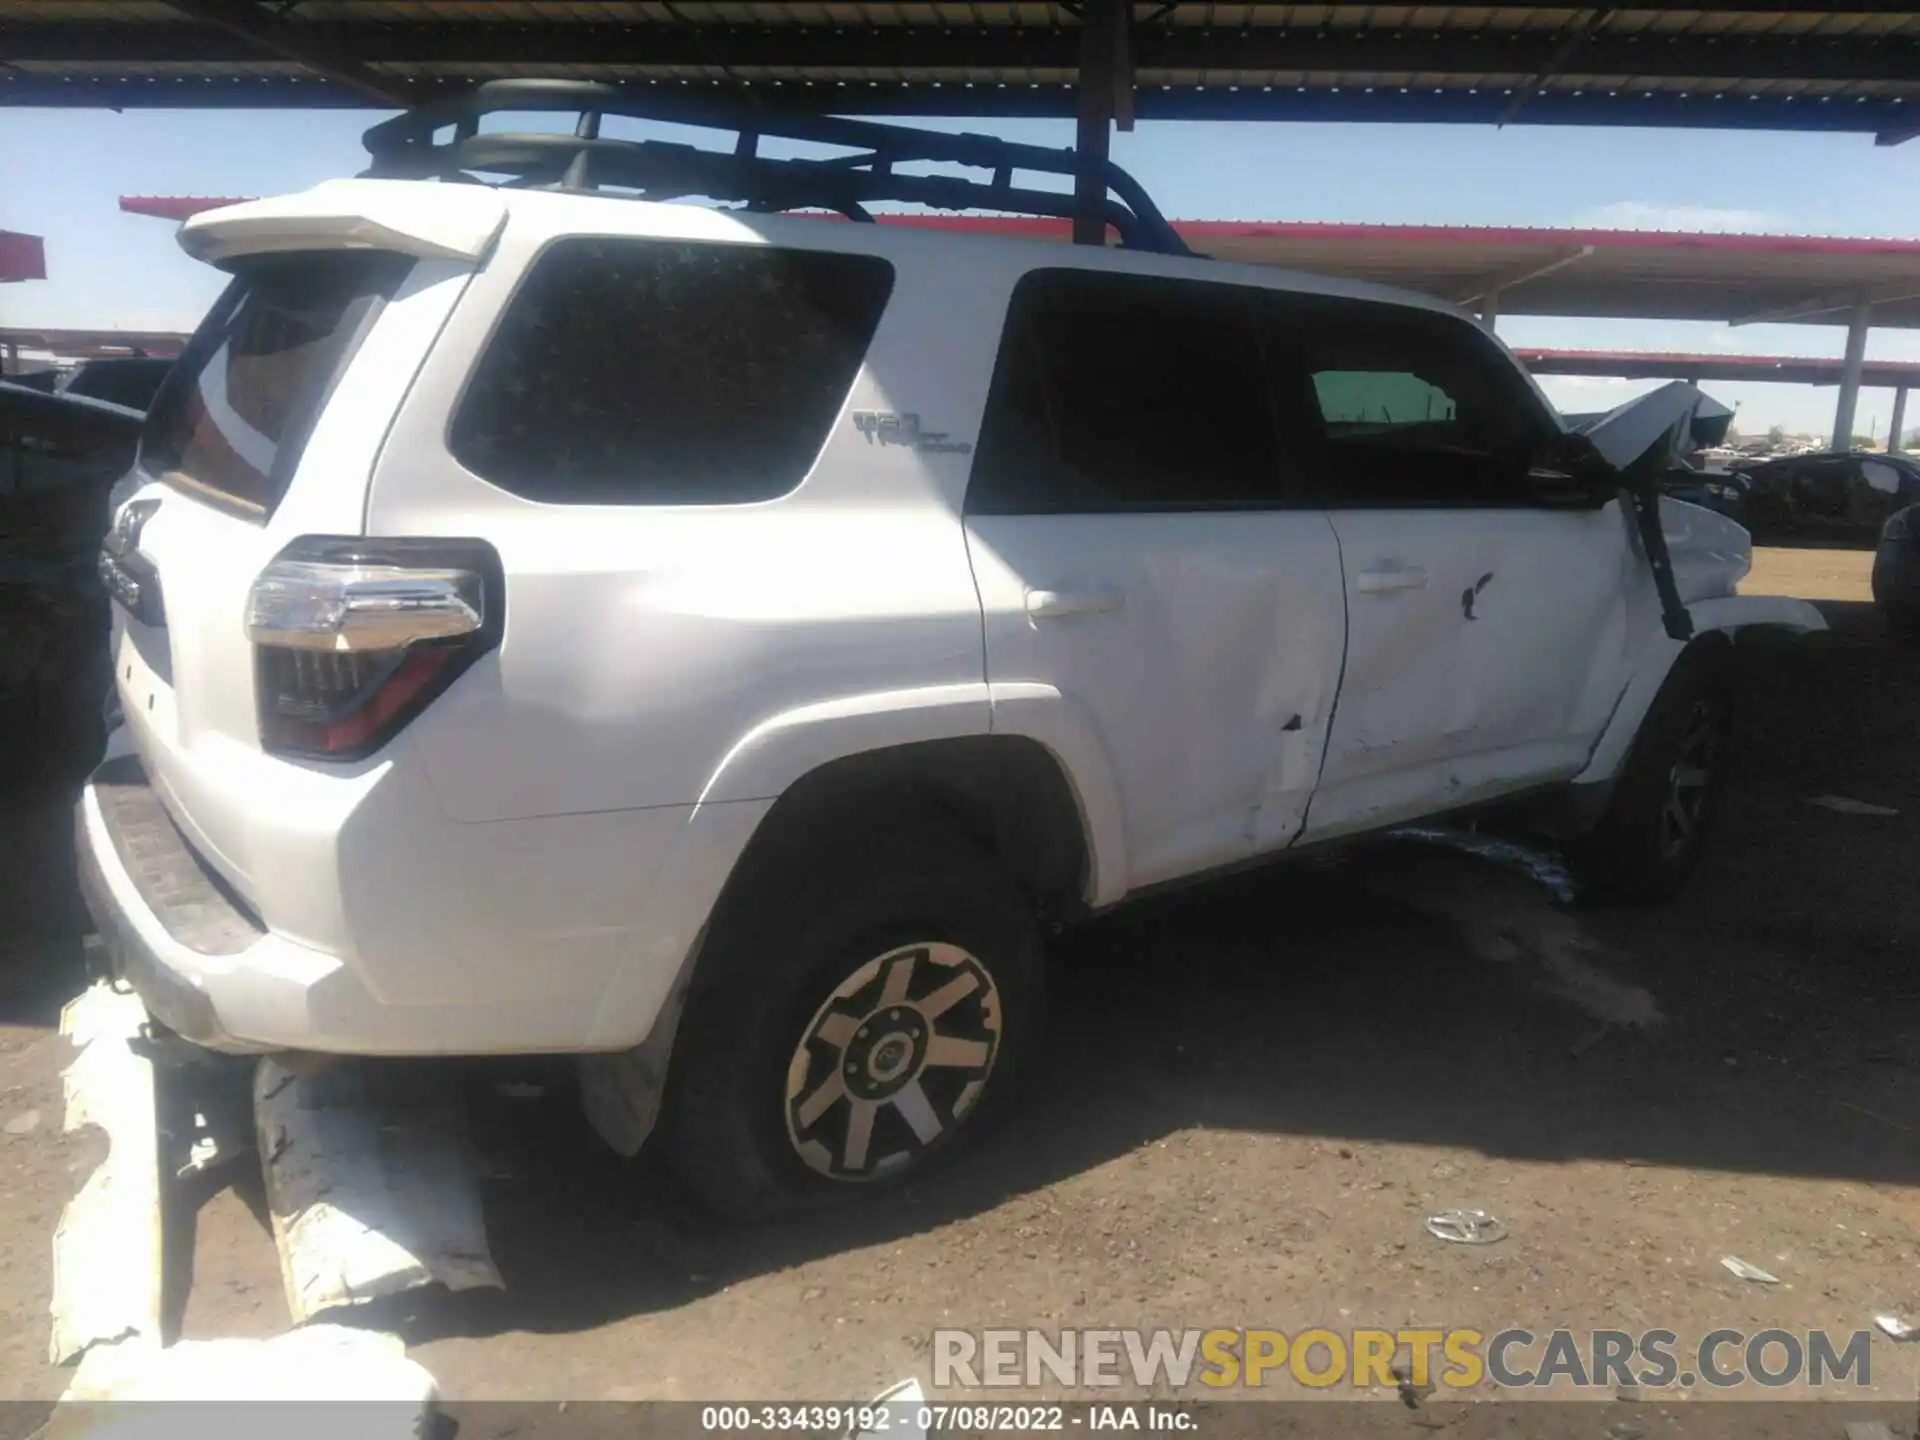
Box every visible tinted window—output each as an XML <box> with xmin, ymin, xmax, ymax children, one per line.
<box><xmin>450</xmin><ymin>239</ymin><xmax>895</xmax><ymax>506</ymax></box>
<box><xmin>1259</xmin><ymin>295</ymin><xmax>1556</xmax><ymax>508</ymax></box>
<box><xmin>968</xmin><ymin>269</ymin><xmax>1305</xmax><ymax>514</ymax></box>
<box><xmin>142</xmin><ymin>251</ymin><xmax>408</xmax><ymax>517</ymax></box>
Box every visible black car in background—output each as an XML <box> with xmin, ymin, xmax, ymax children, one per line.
<box><xmin>0</xmin><ymin>382</ymin><xmax>142</xmax><ymax>792</ymax></box>
<box><xmin>0</xmin><ymin>357</ymin><xmax>174</xmax><ymax>412</ymax></box>
<box><xmin>55</xmin><ymin>356</ymin><xmax>175</xmax><ymax>413</ymax></box>
<box><xmin>1874</xmin><ymin>503</ymin><xmax>1920</xmax><ymax>641</ymax></box>
<box><xmin>1734</xmin><ymin>450</ymin><xmax>1920</xmax><ymax>541</ymax></box>
<box><xmin>1662</xmin><ymin>470</ymin><xmax>1752</xmax><ymax>525</ymax></box>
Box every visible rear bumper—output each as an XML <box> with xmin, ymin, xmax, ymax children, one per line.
<box><xmin>77</xmin><ymin>753</ymin><xmax>350</xmax><ymax>1054</ymax></box>
<box><xmin>75</xmin><ymin>745</ymin><xmax>768</xmax><ymax>1056</ymax></box>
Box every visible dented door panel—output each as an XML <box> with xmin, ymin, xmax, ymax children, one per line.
<box><xmin>967</xmin><ymin>511</ymin><xmax>1348</xmax><ymax>891</ymax></box>
<box><xmin>1300</xmin><ymin>504</ymin><xmax>1632</xmax><ymax>841</ymax></box>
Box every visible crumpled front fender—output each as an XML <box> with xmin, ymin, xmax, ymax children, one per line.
<box><xmin>1688</xmin><ymin>592</ymin><xmax>1829</xmax><ymax>638</ymax></box>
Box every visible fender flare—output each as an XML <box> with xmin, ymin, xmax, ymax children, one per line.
<box><xmin>575</xmin><ymin>680</ymin><xmax>1130</xmax><ymax>1148</ymax></box>
<box><xmin>1573</xmin><ymin>593</ymin><xmax>1827</xmax><ymax>788</ymax></box>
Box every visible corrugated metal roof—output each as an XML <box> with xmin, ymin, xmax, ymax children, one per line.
<box><xmin>4</xmin><ymin>1</ymin><xmax>1920</xmax><ymax>132</ymax></box>
<box><xmin>106</xmin><ymin>201</ymin><xmax>1920</xmax><ymax>326</ymax></box>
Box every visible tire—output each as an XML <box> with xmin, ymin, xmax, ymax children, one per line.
<box><xmin>1564</xmin><ymin>641</ymin><xmax>1733</xmax><ymax>907</ymax></box>
<box><xmin>656</xmin><ymin>818</ymin><xmax>1045</xmax><ymax>1221</ymax></box>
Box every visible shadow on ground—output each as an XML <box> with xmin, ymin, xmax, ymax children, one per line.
<box><xmin>6</xmin><ymin>602</ymin><xmax>1916</xmax><ymax>1350</ymax></box>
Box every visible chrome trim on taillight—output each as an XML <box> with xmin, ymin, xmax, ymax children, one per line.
<box><xmin>246</xmin><ymin>560</ymin><xmax>482</xmax><ymax>652</ymax></box>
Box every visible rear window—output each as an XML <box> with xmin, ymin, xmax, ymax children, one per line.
<box><xmin>140</xmin><ymin>251</ymin><xmax>410</xmax><ymax>518</ymax></box>
<box><xmin>448</xmin><ymin>237</ymin><xmax>895</xmax><ymax>506</ymax></box>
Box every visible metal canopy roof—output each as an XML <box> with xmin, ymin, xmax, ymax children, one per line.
<box><xmin>0</xmin><ymin>231</ymin><xmax>46</xmax><ymax>283</ymax></box>
<box><xmin>803</xmin><ymin>215</ymin><xmax>1920</xmax><ymax>325</ymax></box>
<box><xmin>6</xmin><ymin>2</ymin><xmax>1920</xmax><ymax>142</ymax></box>
<box><xmin>1513</xmin><ymin>348</ymin><xmax>1920</xmax><ymax>386</ymax></box>
<box><xmin>116</xmin><ymin>198</ymin><xmax>1920</xmax><ymax>326</ymax></box>
<box><xmin>0</xmin><ymin>326</ymin><xmax>188</xmax><ymax>357</ymax></box>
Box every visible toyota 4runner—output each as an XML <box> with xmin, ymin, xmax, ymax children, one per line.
<box><xmin>77</xmin><ymin>83</ymin><xmax>1825</xmax><ymax>1218</ymax></box>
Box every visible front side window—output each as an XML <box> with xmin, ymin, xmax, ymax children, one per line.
<box><xmin>449</xmin><ymin>238</ymin><xmax>895</xmax><ymax>506</ymax></box>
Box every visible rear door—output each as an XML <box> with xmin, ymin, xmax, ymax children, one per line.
<box><xmin>1273</xmin><ymin>296</ymin><xmax>1634</xmax><ymax>842</ymax></box>
<box><xmin>107</xmin><ymin>248</ymin><xmax>450</xmax><ymax>895</ymax></box>
<box><xmin>963</xmin><ymin>268</ymin><xmax>1348</xmax><ymax>892</ymax></box>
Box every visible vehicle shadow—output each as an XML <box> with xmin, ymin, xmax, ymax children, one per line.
<box><xmin>382</xmin><ymin>604</ymin><xmax>1918</xmax><ymax>1346</ymax></box>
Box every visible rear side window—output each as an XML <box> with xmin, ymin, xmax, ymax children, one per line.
<box><xmin>449</xmin><ymin>238</ymin><xmax>895</xmax><ymax>505</ymax></box>
<box><xmin>142</xmin><ymin>251</ymin><xmax>408</xmax><ymax>518</ymax></box>
<box><xmin>967</xmin><ymin>269</ymin><xmax>1306</xmax><ymax>514</ymax></box>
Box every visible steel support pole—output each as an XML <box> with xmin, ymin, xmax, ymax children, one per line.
<box><xmin>1479</xmin><ymin>288</ymin><xmax>1499</xmax><ymax>332</ymax></box>
<box><xmin>1073</xmin><ymin>0</ymin><xmax>1120</xmax><ymax>247</ymax></box>
<box><xmin>1890</xmin><ymin>384</ymin><xmax>1909</xmax><ymax>453</ymax></box>
<box><xmin>1832</xmin><ymin>295</ymin><xmax>1873</xmax><ymax>449</ymax></box>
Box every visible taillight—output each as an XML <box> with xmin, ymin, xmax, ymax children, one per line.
<box><xmin>244</xmin><ymin>536</ymin><xmax>503</xmax><ymax>760</ymax></box>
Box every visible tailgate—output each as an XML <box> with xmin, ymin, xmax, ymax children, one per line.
<box><xmin>108</xmin><ymin>245</ymin><xmax>458</xmax><ymax>900</ymax></box>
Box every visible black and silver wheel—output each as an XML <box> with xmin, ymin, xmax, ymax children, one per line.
<box><xmin>1653</xmin><ymin>697</ymin><xmax>1720</xmax><ymax>865</ymax></box>
<box><xmin>658</xmin><ymin>820</ymin><xmax>1043</xmax><ymax>1220</ymax></box>
<box><xmin>1566</xmin><ymin>640</ymin><xmax>1732</xmax><ymax>906</ymax></box>
<box><xmin>785</xmin><ymin>941</ymin><xmax>1002</xmax><ymax>1181</ymax></box>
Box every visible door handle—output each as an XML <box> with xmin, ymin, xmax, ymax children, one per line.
<box><xmin>1356</xmin><ymin>565</ymin><xmax>1430</xmax><ymax>595</ymax></box>
<box><xmin>1025</xmin><ymin>586</ymin><xmax>1125</xmax><ymax>619</ymax></box>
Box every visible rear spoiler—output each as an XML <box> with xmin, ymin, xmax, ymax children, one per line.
<box><xmin>178</xmin><ymin>179</ymin><xmax>507</xmax><ymax>267</ymax></box>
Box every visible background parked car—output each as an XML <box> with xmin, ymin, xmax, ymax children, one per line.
<box><xmin>1662</xmin><ymin>469</ymin><xmax>1752</xmax><ymax>525</ymax></box>
<box><xmin>54</xmin><ymin>356</ymin><xmax>175</xmax><ymax>414</ymax></box>
<box><xmin>0</xmin><ymin>382</ymin><xmax>141</xmax><ymax>793</ymax></box>
<box><xmin>1733</xmin><ymin>449</ymin><xmax>1920</xmax><ymax>541</ymax></box>
<box><xmin>1873</xmin><ymin>501</ymin><xmax>1920</xmax><ymax>641</ymax></box>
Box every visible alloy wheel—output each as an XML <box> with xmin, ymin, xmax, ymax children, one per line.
<box><xmin>1658</xmin><ymin>699</ymin><xmax>1721</xmax><ymax>860</ymax></box>
<box><xmin>784</xmin><ymin>942</ymin><xmax>1002</xmax><ymax>1182</ymax></box>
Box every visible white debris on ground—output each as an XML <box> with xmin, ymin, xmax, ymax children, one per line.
<box><xmin>852</xmin><ymin>1378</ymin><xmax>928</xmax><ymax>1440</ymax></box>
<box><xmin>1876</xmin><ymin>1314</ymin><xmax>1917</xmax><ymax>1342</ymax></box>
<box><xmin>1809</xmin><ymin>794</ymin><xmax>1901</xmax><ymax>817</ymax></box>
<box><xmin>47</xmin><ymin>1326</ymin><xmax>436</xmax><ymax>1440</ymax></box>
<box><xmin>255</xmin><ymin>1056</ymin><xmax>503</xmax><ymax>1324</ymax></box>
<box><xmin>1720</xmin><ymin>1255</ymin><xmax>1782</xmax><ymax>1285</ymax></box>
<box><xmin>43</xmin><ymin>985</ymin><xmax>459</xmax><ymax>1434</ymax></box>
<box><xmin>48</xmin><ymin>984</ymin><xmax>164</xmax><ymax>1366</ymax></box>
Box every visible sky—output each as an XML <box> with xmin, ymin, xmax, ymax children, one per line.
<box><xmin>5</xmin><ymin>107</ymin><xmax>1920</xmax><ymax>437</ymax></box>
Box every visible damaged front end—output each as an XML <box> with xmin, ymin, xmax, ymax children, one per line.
<box><xmin>1564</xmin><ymin>380</ymin><xmax>1748</xmax><ymax>644</ymax></box>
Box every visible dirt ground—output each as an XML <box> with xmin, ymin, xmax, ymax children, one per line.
<box><xmin>1</xmin><ymin>546</ymin><xmax>1916</xmax><ymax>1419</ymax></box>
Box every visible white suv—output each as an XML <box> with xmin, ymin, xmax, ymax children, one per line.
<box><xmin>77</xmin><ymin>86</ymin><xmax>1823</xmax><ymax>1218</ymax></box>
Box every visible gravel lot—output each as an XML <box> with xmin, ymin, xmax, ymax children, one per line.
<box><xmin>1</xmin><ymin>547</ymin><xmax>1915</xmax><ymax>1424</ymax></box>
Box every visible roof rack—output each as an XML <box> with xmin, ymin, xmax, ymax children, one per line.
<box><xmin>359</xmin><ymin>79</ymin><xmax>1192</xmax><ymax>258</ymax></box>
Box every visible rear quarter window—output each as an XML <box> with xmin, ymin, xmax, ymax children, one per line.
<box><xmin>448</xmin><ymin>237</ymin><xmax>895</xmax><ymax>506</ymax></box>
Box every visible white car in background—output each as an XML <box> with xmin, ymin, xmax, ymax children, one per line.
<box><xmin>76</xmin><ymin>88</ymin><xmax>1824</xmax><ymax>1220</ymax></box>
